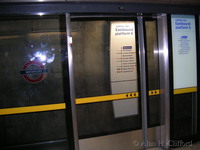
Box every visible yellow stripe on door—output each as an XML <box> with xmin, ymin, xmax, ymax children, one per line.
<box><xmin>0</xmin><ymin>103</ymin><xmax>66</xmax><ymax>115</ymax></box>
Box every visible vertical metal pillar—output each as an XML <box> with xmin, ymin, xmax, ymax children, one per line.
<box><xmin>157</xmin><ymin>14</ymin><xmax>170</xmax><ymax>150</ymax></box>
<box><xmin>198</xmin><ymin>15</ymin><xmax>200</xmax><ymax>143</ymax></box>
<box><xmin>65</xmin><ymin>13</ymin><xmax>80</xmax><ymax>150</ymax></box>
<box><xmin>137</xmin><ymin>14</ymin><xmax>148</xmax><ymax>149</ymax></box>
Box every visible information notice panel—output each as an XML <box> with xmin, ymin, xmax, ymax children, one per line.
<box><xmin>110</xmin><ymin>22</ymin><xmax>137</xmax><ymax>82</ymax></box>
<box><xmin>110</xmin><ymin>21</ymin><xmax>138</xmax><ymax>118</ymax></box>
<box><xmin>171</xmin><ymin>15</ymin><xmax>197</xmax><ymax>89</ymax></box>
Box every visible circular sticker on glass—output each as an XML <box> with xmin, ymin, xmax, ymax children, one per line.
<box><xmin>20</xmin><ymin>61</ymin><xmax>48</xmax><ymax>83</ymax></box>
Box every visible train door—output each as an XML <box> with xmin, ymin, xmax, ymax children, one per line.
<box><xmin>69</xmin><ymin>14</ymin><xmax>170</xmax><ymax>150</ymax></box>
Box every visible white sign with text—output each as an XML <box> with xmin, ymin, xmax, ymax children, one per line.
<box><xmin>171</xmin><ymin>15</ymin><xmax>197</xmax><ymax>89</ymax></box>
<box><xmin>110</xmin><ymin>21</ymin><xmax>138</xmax><ymax>118</ymax></box>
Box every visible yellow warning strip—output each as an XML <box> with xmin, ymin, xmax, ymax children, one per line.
<box><xmin>0</xmin><ymin>90</ymin><xmax>161</xmax><ymax>115</ymax></box>
<box><xmin>174</xmin><ymin>87</ymin><xmax>197</xmax><ymax>95</ymax></box>
<box><xmin>0</xmin><ymin>103</ymin><xmax>66</xmax><ymax>116</ymax></box>
<box><xmin>76</xmin><ymin>92</ymin><xmax>139</xmax><ymax>104</ymax></box>
<box><xmin>1</xmin><ymin>88</ymin><xmax>197</xmax><ymax>115</ymax></box>
<box><xmin>149</xmin><ymin>89</ymin><xmax>160</xmax><ymax>96</ymax></box>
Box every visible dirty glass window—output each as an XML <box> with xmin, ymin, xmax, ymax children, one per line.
<box><xmin>0</xmin><ymin>15</ymin><xmax>68</xmax><ymax>148</ymax></box>
<box><xmin>0</xmin><ymin>16</ymin><xmax>66</xmax><ymax>108</ymax></box>
<box><xmin>71</xmin><ymin>20</ymin><xmax>111</xmax><ymax>98</ymax></box>
<box><xmin>71</xmin><ymin>19</ymin><xmax>141</xmax><ymax>137</ymax></box>
<box><xmin>145</xmin><ymin>20</ymin><xmax>161</xmax><ymax>126</ymax></box>
<box><xmin>71</xmin><ymin>20</ymin><xmax>138</xmax><ymax>98</ymax></box>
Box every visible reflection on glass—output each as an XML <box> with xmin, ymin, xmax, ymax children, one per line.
<box><xmin>26</xmin><ymin>35</ymin><xmax>56</xmax><ymax>65</ymax></box>
<box><xmin>37</xmin><ymin>12</ymin><xmax>45</xmax><ymax>16</ymax></box>
<box><xmin>0</xmin><ymin>15</ymin><xmax>67</xmax><ymax>148</ymax></box>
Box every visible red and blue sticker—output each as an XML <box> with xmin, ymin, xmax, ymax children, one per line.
<box><xmin>20</xmin><ymin>61</ymin><xmax>48</xmax><ymax>83</ymax></box>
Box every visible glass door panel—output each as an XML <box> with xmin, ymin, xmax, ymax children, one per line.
<box><xmin>144</xmin><ymin>20</ymin><xmax>161</xmax><ymax>148</ymax></box>
<box><xmin>71</xmin><ymin>19</ymin><xmax>141</xmax><ymax>138</ymax></box>
<box><xmin>0</xmin><ymin>15</ymin><xmax>69</xmax><ymax>150</ymax></box>
<box><xmin>145</xmin><ymin>20</ymin><xmax>160</xmax><ymax>127</ymax></box>
<box><xmin>71</xmin><ymin>15</ymin><xmax>166</xmax><ymax>150</ymax></box>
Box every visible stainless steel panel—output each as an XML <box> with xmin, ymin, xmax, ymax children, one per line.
<box><xmin>66</xmin><ymin>13</ymin><xmax>80</xmax><ymax>150</ymax></box>
<box><xmin>137</xmin><ymin>15</ymin><xmax>148</xmax><ymax>149</ymax></box>
<box><xmin>157</xmin><ymin>14</ymin><xmax>170</xmax><ymax>150</ymax></box>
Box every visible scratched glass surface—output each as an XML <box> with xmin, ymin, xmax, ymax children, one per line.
<box><xmin>0</xmin><ymin>15</ymin><xmax>68</xmax><ymax>148</ymax></box>
<box><xmin>0</xmin><ymin>15</ymin><xmax>66</xmax><ymax>108</ymax></box>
